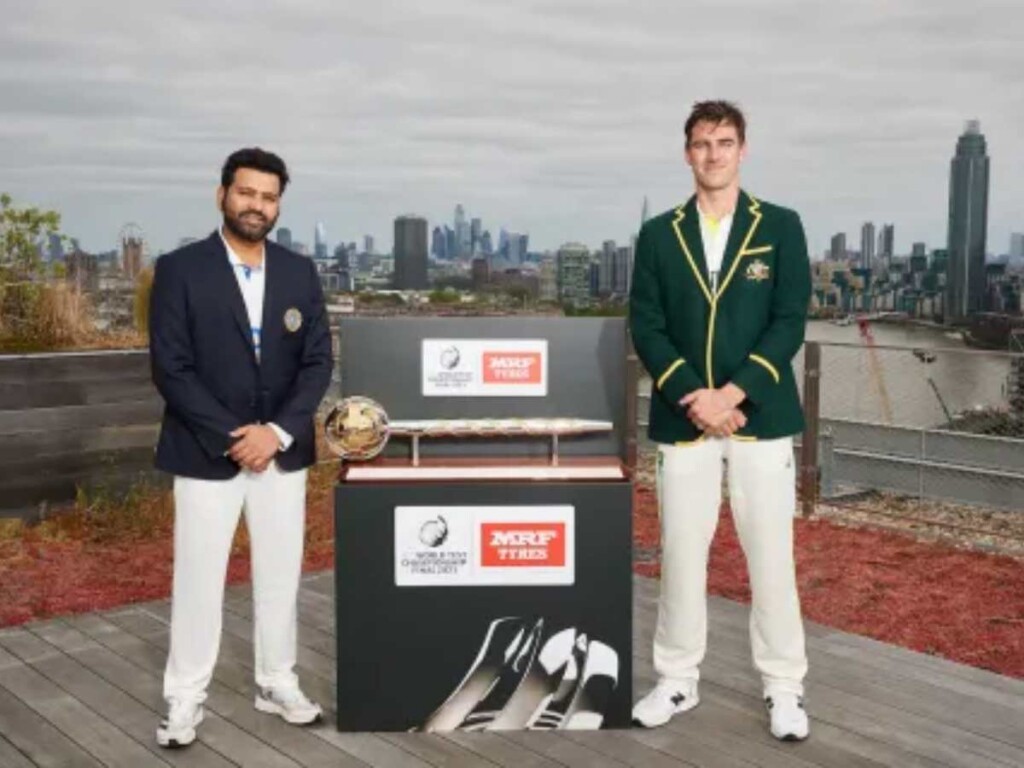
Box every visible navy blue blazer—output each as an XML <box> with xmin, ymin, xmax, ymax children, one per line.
<box><xmin>149</xmin><ymin>231</ymin><xmax>333</xmax><ymax>479</ymax></box>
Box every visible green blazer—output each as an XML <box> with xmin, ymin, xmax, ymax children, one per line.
<box><xmin>629</xmin><ymin>190</ymin><xmax>811</xmax><ymax>444</ymax></box>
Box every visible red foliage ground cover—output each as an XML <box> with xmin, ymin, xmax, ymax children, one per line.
<box><xmin>2</xmin><ymin>482</ymin><xmax>1021</xmax><ymax>679</ymax></box>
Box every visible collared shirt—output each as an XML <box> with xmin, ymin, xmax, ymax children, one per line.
<box><xmin>697</xmin><ymin>205</ymin><xmax>734</xmax><ymax>293</ymax></box>
<box><xmin>219</xmin><ymin>228</ymin><xmax>292</xmax><ymax>452</ymax></box>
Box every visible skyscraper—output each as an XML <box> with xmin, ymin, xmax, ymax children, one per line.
<box><xmin>641</xmin><ymin>196</ymin><xmax>650</xmax><ymax>229</ymax></box>
<box><xmin>364</xmin><ymin>235</ymin><xmax>374</xmax><ymax>255</ymax></box>
<box><xmin>470</xmin><ymin>217</ymin><xmax>482</xmax><ymax>254</ymax></box>
<box><xmin>431</xmin><ymin>226</ymin><xmax>446</xmax><ymax>259</ymax></box>
<box><xmin>314</xmin><ymin>222</ymin><xmax>328</xmax><ymax>260</ymax></box>
<box><xmin>879</xmin><ymin>224</ymin><xmax>894</xmax><ymax>267</ymax></box>
<box><xmin>860</xmin><ymin>222</ymin><xmax>876</xmax><ymax>270</ymax></box>
<box><xmin>1010</xmin><ymin>233</ymin><xmax>1024</xmax><ymax>261</ymax></box>
<box><xmin>599</xmin><ymin>240</ymin><xmax>616</xmax><ymax>296</ymax></box>
<box><xmin>394</xmin><ymin>215</ymin><xmax>429</xmax><ymax>290</ymax></box>
<box><xmin>454</xmin><ymin>205</ymin><xmax>470</xmax><ymax>259</ymax></box>
<box><xmin>613</xmin><ymin>245</ymin><xmax>633</xmax><ymax>295</ymax></box>
<box><xmin>946</xmin><ymin>120</ymin><xmax>990</xmax><ymax>322</ymax></box>
<box><xmin>276</xmin><ymin>227</ymin><xmax>293</xmax><ymax>250</ymax></box>
<box><xmin>556</xmin><ymin>243</ymin><xmax>591</xmax><ymax>305</ymax></box>
<box><xmin>830</xmin><ymin>233</ymin><xmax>847</xmax><ymax>262</ymax></box>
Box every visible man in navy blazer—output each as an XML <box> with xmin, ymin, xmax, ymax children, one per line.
<box><xmin>149</xmin><ymin>148</ymin><xmax>332</xmax><ymax>748</ymax></box>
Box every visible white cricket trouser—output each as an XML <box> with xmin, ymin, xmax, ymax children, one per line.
<box><xmin>163</xmin><ymin>462</ymin><xmax>308</xmax><ymax>703</ymax></box>
<box><xmin>654</xmin><ymin>437</ymin><xmax>807</xmax><ymax>696</ymax></box>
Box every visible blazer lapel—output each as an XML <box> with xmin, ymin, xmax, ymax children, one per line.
<box><xmin>716</xmin><ymin>191</ymin><xmax>764</xmax><ymax>299</ymax></box>
<box><xmin>209</xmin><ymin>231</ymin><xmax>256</xmax><ymax>354</ymax></box>
<box><xmin>670</xmin><ymin>196</ymin><xmax>713</xmax><ymax>305</ymax></box>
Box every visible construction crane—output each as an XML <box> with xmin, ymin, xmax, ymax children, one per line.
<box><xmin>856</xmin><ymin>315</ymin><xmax>894</xmax><ymax>424</ymax></box>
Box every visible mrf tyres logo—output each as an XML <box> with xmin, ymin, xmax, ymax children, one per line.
<box><xmin>482</xmin><ymin>351</ymin><xmax>541</xmax><ymax>384</ymax></box>
<box><xmin>481</xmin><ymin>523</ymin><xmax>565</xmax><ymax>567</ymax></box>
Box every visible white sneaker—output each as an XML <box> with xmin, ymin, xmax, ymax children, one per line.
<box><xmin>156</xmin><ymin>698</ymin><xmax>204</xmax><ymax>748</ymax></box>
<box><xmin>766</xmin><ymin>693</ymin><xmax>809</xmax><ymax>741</ymax></box>
<box><xmin>255</xmin><ymin>686</ymin><xmax>323</xmax><ymax>725</ymax></box>
<box><xmin>632</xmin><ymin>678</ymin><xmax>700</xmax><ymax>727</ymax></box>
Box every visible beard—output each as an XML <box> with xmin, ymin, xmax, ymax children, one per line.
<box><xmin>222</xmin><ymin>204</ymin><xmax>278</xmax><ymax>244</ymax></box>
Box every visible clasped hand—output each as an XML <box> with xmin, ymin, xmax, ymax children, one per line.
<box><xmin>229</xmin><ymin>424</ymin><xmax>280</xmax><ymax>472</ymax></box>
<box><xmin>680</xmin><ymin>385</ymin><xmax>746</xmax><ymax>437</ymax></box>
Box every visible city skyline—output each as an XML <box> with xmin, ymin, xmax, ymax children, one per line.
<box><xmin>1</xmin><ymin>1</ymin><xmax>1021</xmax><ymax>257</ymax></box>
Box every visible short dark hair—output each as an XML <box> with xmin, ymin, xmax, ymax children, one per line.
<box><xmin>684</xmin><ymin>101</ymin><xmax>746</xmax><ymax>146</ymax></box>
<box><xmin>220</xmin><ymin>147</ymin><xmax>290</xmax><ymax>193</ymax></box>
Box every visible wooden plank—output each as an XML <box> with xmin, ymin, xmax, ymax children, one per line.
<box><xmin>0</xmin><ymin>352</ymin><xmax>149</xmax><ymax>386</ymax></box>
<box><xmin>0</xmin><ymin>684</ymin><xmax>104</xmax><ymax>768</ymax></box>
<box><xmin>23</xmin><ymin>620</ymin><xmax>236</xmax><ymax>768</ymax></box>
<box><xmin>558</xmin><ymin>729</ymin><xmax>699</xmax><ymax>768</ymax></box>
<box><xmin>0</xmin><ymin>423</ymin><xmax>159</xmax><ymax>463</ymax></box>
<box><xmin>0</xmin><ymin>462</ymin><xmax>163</xmax><ymax>518</ymax></box>
<box><xmin>0</xmin><ymin>399</ymin><xmax>163</xmax><ymax>435</ymax></box>
<box><xmin>636</xmin><ymin>593</ymin><xmax>1024</xmax><ymax>754</ymax></box>
<box><xmin>499</xmin><ymin>730</ymin><xmax>630</xmax><ymax>767</ymax></box>
<box><xmin>63</xmin><ymin>615</ymin><xmax>307</xmax><ymax>768</ymax></box>
<box><xmin>377</xmin><ymin>732</ymin><xmax>501</xmax><ymax>767</ymax></box>
<box><xmin>0</xmin><ymin>639</ymin><xmax>167</xmax><ymax>768</ymax></box>
<box><xmin>443</xmin><ymin>731</ymin><xmax>566</xmax><ymax>768</ymax></box>
<box><xmin>0</xmin><ymin>377</ymin><xmax>155</xmax><ymax>410</ymax></box>
<box><xmin>0</xmin><ymin>734</ymin><xmax>36</xmax><ymax>768</ymax></box>
<box><xmin>627</xmin><ymin>723</ymin><xmax>758</xmax><ymax>768</ymax></box>
<box><xmin>67</xmin><ymin>612</ymin><xmax>364</xmax><ymax>768</ymax></box>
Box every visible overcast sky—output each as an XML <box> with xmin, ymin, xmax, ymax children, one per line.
<box><xmin>2</xmin><ymin>0</ymin><xmax>1021</xmax><ymax>258</ymax></box>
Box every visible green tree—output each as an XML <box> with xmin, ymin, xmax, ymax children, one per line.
<box><xmin>0</xmin><ymin>193</ymin><xmax>75</xmax><ymax>349</ymax></box>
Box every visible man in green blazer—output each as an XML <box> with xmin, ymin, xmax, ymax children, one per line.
<box><xmin>630</xmin><ymin>101</ymin><xmax>811</xmax><ymax>741</ymax></box>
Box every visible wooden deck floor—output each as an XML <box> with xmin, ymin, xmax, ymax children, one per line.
<box><xmin>1</xmin><ymin>573</ymin><xmax>1022</xmax><ymax>767</ymax></box>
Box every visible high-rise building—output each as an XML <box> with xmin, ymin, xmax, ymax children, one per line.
<box><xmin>314</xmin><ymin>222</ymin><xmax>328</xmax><ymax>260</ymax></box>
<box><xmin>364</xmin><ymin>235</ymin><xmax>374</xmax><ymax>255</ymax></box>
<box><xmin>445</xmin><ymin>226</ymin><xmax>456</xmax><ymax>260</ymax></box>
<box><xmin>556</xmin><ymin>243</ymin><xmax>591</xmax><ymax>305</ymax></box>
<box><xmin>879</xmin><ymin>224</ymin><xmax>894</xmax><ymax>266</ymax></box>
<box><xmin>599</xmin><ymin>240</ymin><xmax>616</xmax><ymax>296</ymax></box>
<box><xmin>276</xmin><ymin>227</ymin><xmax>293</xmax><ymax>250</ymax></box>
<box><xmin>641</xmin><ymin>196</ymin><xmax>650</xmax><ymax>228</ymax></box>
<box><xmin>393</xmin><ymin>215</ymin><xmax>429</xmax><ymax>290</ymax></box>
<box><xmin>912</xmin><ymin>242</ymin><xmax>927</xmax><ymax>259</ymax></box>
<box><xmin>860</xmin><ymin>222</ymin><xmax>876</xmax><ymax>270</ymax></box>
<box><xmin>454</xmin><ymin>205</ymin><xmax>470</xmax><ymax>259</ymax></box>
<box><xmin>946</xmin><ymin>120</ymin><xmax>990</xmax><ymax>322</ymax></box>
<box><xmin>1010</xmin><ymin>233</ymin><xmax>1024</xmax><ymax>261</ymax></box>
<box><xmin>539</xmin><ymin>258</ymin><xmax>558</xmax><ymax>302</ymax></box>
<box><xmin>431</xmin><ymin>226</ymin><xmax>447</xmax><ymax>259</ymax></box>
<box><xmin>480</xmin><ymin>230</ymin><xmax>493</xmax><ymax>255</ymax></box>
<box><xmin>506</xmin><ymin>233</ymin><xmax>528</xmax><ymax>267</ymax></box>
<box><xmin>613</xmin><ymin>245</ymin><xmax>633</xmax><ymax>295</ymax></box>
<box><xmin>830</xmin><ymin>232</ymin><xmax>847</xmax><ymax>262</ymax></box>
<box><xmin>470</xmin><ymin>218</ymin><xmax>482</xmax><ymax>254</ymax></box>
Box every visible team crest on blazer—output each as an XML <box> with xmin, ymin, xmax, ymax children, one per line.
<box><xmin>745</xmin><ymin>259</ymin><xmax>770</xmax><ymax>282</ymax></box>
<box><xmin>284</xmin><ymin>307</ymin><xmax>303</xmax><ymax>332</ymax></box>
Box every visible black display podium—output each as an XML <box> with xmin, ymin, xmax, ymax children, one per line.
<box><xmin>333</xmin><ymin>318</ymin><xmax>633</xmax><ymax>732</ymax></box>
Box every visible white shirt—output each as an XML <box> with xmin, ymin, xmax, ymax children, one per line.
<box><xmin>219</xmin><ymin>228</ymin><xmax>293</xmax><ymax>451</ymax></box>
<box><xmin>697</xmin><ymin>205</ymin><xmax>734</xmax><ymax>293</ymax></box>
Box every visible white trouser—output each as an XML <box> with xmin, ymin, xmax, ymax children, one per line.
<box><xmin>163</xmin><ymin>462</ymin><xmax>308</xmax><ymax>703</ymax></box>
<box><xmin>654</xmin><ymin>437</ymin><xmax>807</xmax><ymax>696</ymax></box>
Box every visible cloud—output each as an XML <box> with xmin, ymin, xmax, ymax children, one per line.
<box><xmin>0</xmin><ymin>0</ymin><xmax>1021</xmax><ymax>255</ymax></box>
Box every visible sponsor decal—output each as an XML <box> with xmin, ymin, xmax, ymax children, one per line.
<box><xmin>482</xmin><ymin>352</ymin><xmax>542</xmax><ymax>384</ymax></box>
<box><xmin>481</xmin><ymin>523</ymin><xmax>565</xmax><ymax>567</ymax></box>
<box><xmin>395</xmin><ymin>505</ymin><xmax>574</xmax><ymax>586</ymax></box>
<box><xmin>422</xmin><ymin>339</ymin><xmax>547</xmax><ymax>396</ymax></box>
